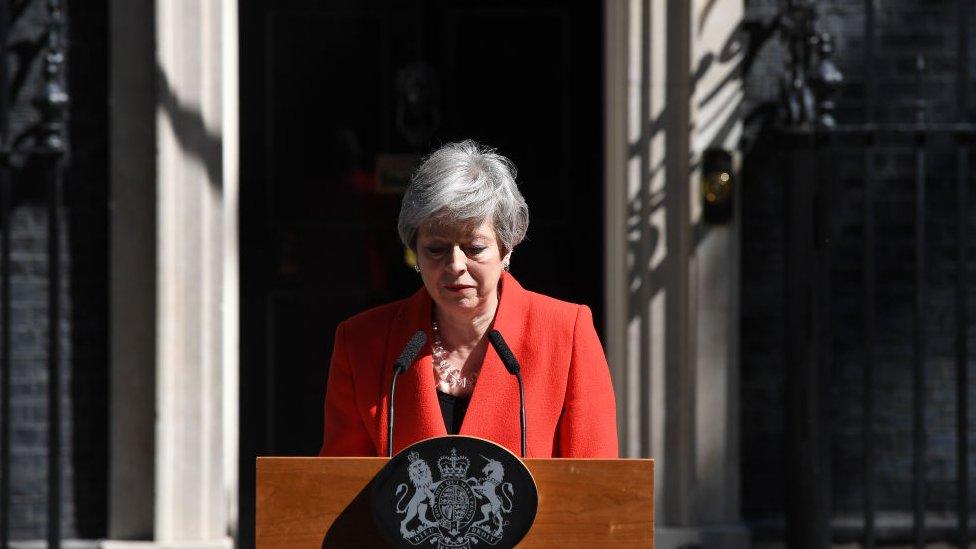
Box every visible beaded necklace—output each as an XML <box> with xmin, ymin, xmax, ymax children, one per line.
<box><xmin>431</xmin><ymin>320</ymin><xmax>479</xmax><ymax>390</ymax></box>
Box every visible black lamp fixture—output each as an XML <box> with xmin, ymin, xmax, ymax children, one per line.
<box><xmin>701</xmin><ymin>148</ymin><xmax>734</xmax><ymax>224</ymax></box>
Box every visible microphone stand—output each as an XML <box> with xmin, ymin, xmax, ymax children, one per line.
<box><xmin>388</xmin><ymin>331</ymin><xmax>427</xmax><ymax>457</ymax></box>
<box><xmin>488</xmin><ymin>329</ymin><xmax>527</xmax><ymax>458</ymax></box>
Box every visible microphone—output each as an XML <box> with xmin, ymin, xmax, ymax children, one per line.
<box><xmin>388</xmin><ymin>331</ymin><xmax>427</xmax><ymax>457</ymax></box>
<box><xmin>488</xmin><ymin>330</ymin><xmax>526</xmax><ymax>458</ymax></box>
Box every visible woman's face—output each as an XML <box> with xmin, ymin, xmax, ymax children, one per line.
<box><xmin>415</xmin><ymin>219</ymin><xmax>508</xmax><ymax>316</ymax></box>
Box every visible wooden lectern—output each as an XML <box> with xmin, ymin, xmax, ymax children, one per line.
<box><xmin>256</xmin><ymin>457</ymin><xmax>654</xmax><ymax>548</ymax></box>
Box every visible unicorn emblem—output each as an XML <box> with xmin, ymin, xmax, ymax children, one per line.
<box><xmin>467</xmin><ymin>456</ymin><xmax>515</xmax><ymax>537</ymax></box>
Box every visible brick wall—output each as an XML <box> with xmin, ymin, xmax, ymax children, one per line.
<box><xmin>741</xmin><ymin>0</ymin><xmax>976</xmax><ymax>537</ymax></box>
<box><xmin>5</xmin><ymin>0</ymin><xmax>108</xmax><ymax>539</ymax></box>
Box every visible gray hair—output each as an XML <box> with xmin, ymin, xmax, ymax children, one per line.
<box><xmin>397</xmin><ymin>140</ymin><xmax>529</xmax><ymax>253</ymax></box>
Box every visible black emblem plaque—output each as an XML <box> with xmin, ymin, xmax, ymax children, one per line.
<box><xmin>371</xmin><ymin>436</ymin><xmax>538</xmax><ymax>548</ymax></box>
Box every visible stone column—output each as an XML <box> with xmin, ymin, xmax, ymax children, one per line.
<box><xmin>690</xmin><ymin>0</ymin><xmax>746</xmax><ymax>536</ymax></box>
<box><xmin>109</xmin><ymin>0</ymin><xmax>238</xmax><ymax>546</ymax></box>
<box><xmin>154</xmin><ymin>0</ymin><xmax>238</xmax><ymax>545</ymax></box>
<box><xmin>603</xmin><ymin>1</ymin><xmax>748</xmax><ymax>547</ymax></box>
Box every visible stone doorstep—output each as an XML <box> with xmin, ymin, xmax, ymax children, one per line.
<box><xmin>9</xmin><ymin>541</ymin><xmax>101</xmax><ymax>549</ymax></box>
<box><xmin>752</xmin><ymin>511</ymin><xmax>976</xmax><ymax>545</ymax></box>
<box><xmin>752</xmin><ymin>541</ymin><xmax>976</xmax><ymax>549</ymax></box>
<box><xmin>10</xmin><ymin>539</ymin><xmax>233</xmax><ymax>549</ymax></box>
<box><xmin>832</xmin><ymin>511</ymin><xmax>976</xmax><ymax>544</ymax></box>
<box><xmin>656</xmin><ymin>523</ymin><xmax>752</xmax><ymax>549</ymax></box>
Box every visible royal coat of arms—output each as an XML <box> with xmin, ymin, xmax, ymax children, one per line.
<box><xmin>394</xmin><ymin>448</ymin><xmax>515</xmax><ymax>547</ymax></box>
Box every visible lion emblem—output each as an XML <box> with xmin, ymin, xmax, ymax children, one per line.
<box><xmin>394</xmin><ymin>452</ymin><xmax>440</xmax><ymax>537</ymax></box>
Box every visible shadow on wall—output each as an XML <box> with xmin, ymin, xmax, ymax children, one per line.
<box><xmin>155</xmin><ymin>64</ymin><xmax>224</xmax><ymax>189</ymax></box>
<box><xmin>621</xmin><ymin>0</ymin><xmax>743</xmax><ymax>457</ymax></box>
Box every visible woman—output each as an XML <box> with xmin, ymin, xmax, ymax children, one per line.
<box><xmin>319</xmin><ymin>140</ymin><xmax>617</xmax><ymax>458</ymax></box>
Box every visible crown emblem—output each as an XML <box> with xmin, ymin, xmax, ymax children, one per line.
<box><xmin>437</xmin><ymin>448</ymin><xmax>470</xmax><ymax>479</ymax></box>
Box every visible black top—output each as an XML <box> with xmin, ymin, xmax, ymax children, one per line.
<box><xmin>436</xmin><ymin>389</ymin><xmax>471</xmax><ymax>435</ymax></box>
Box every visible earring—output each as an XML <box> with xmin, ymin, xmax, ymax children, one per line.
<box><xmin>502</xmin><ymin>260</ymin><xmax>510</xmax><ymax>271</ymax></box>
<box><xmin>414</xmin><ymin>264</ymin><xmax>421</xmax><ymax>273</ymax></box>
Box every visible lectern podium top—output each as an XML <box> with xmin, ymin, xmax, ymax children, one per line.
<box><xmin>256</xmin><ymin>455</ymin><xmax>653</xmax><ymax>548</ymax></box>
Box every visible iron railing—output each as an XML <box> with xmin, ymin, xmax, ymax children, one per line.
<box><xmin>0</xmin><ymin>0</ymin><xmax>69</xmax><ymax>547</ymax></box>
<box><xmin>774</xmin><ymin>0</ymin><xmax>973</xmax><ymax>547</ymax></box>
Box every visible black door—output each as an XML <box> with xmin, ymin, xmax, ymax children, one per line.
<box><xmin>239</xmin><ymin>1</ymin><xmax>602</xmax><ymax>544</ymax></box>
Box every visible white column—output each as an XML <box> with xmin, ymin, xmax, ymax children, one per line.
<box><xmin>110</xmin><ymin>0</ymin><xmax>238</xmax><ymax>545</ymax></box>
<box><xmin>604</xmin><ymin>1</ymin><xmax>748</xmax><ymax>547</ymax></box>
<box><xmin>154</xmin><ymin>0</ymin><xmax>238</xmax><ymax>546</ymax></box>
<box><xmin>220</xmin><ymin>0</ymin><xmax>240</xmax><ymax>538</ymax></box>
<box><xmin>691</xmin><ymin>0</ymin><xmax>746</xmax><ymax>532</ymax></box>
<box><xmin>662</xmin><ymin>0</ymin><xmax>697</xmax><ymax>527</ymax></box>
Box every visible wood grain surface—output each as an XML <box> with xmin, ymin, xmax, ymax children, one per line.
<box><xmin>257</xmin><ymin>457</ymin><xmax>653</xmax><ymax>548</ymax></box>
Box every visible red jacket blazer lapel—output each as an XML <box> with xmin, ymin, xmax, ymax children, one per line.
<box><xmin>320</xmin><ymin>272</ymin><xmax>618</xmax><ymax>458</ymax></box>
<box><xmin>456</xmin><ymin>273</ymin><xmax>528</xmax><ymax>451</ymax></box>
<box><xmin>381</xmin><ymin>287</ymin><xmax>446</xmax><ymax>455</ymax></box>
<box><xmin>380</xmin><ymin>273</ymin><xmax>530</xmax><ymax>455</ymax></box>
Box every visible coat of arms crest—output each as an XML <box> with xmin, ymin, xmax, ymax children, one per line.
<box><xmin>394</xmin><ymin>448</ymin><xmax>515</xmax><ymax>547</ymax></box>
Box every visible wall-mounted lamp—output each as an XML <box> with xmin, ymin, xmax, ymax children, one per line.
<box><xmin>702</xmin><ymin>148</ymin><xmax>734</xmax><ymax>224</ymax></box>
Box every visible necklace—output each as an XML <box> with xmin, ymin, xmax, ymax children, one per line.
<box><xmin>431</xmin><ymin>320</ymin><xmax>478</xmax><ymax>389</ymax></box>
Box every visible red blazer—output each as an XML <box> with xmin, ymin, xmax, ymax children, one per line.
<box><xmin>318</xmin><ymin>272</ymin><xmax>618</xmax><ymax>458</ymax></box>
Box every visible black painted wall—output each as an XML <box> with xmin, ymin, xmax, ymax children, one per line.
<box><xmin>5</xmin><ymin>0</ymin><xmax>108</xmax><ymax>539</ymax></box>
<box><xmin>741</xmin><ymin>0</ymin><xmax>976</xmax><ymax>540</ymax></box>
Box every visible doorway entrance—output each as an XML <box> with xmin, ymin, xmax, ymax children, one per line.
<box><xmin>239</xmin><ymin>1</ymin><xmax>603</xmax><ymax>543</ymax></box>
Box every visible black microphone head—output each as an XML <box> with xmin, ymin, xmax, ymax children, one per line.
<box><xmin>394</xmin><ymin>330</ymin><xmax>427</xmax><ymax>373</ymax></box>
<box><xmin>488</xmin><ymin>329</ymin><xmax>521</xmax><ymax>375</ymax></box>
